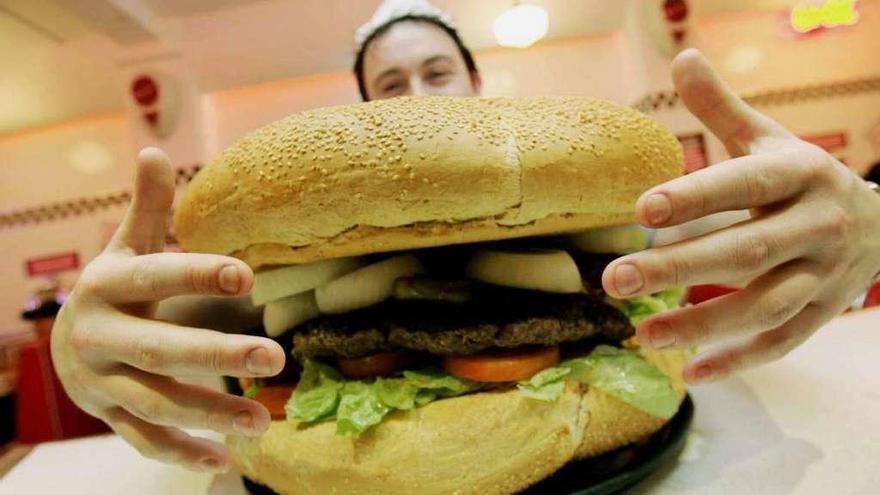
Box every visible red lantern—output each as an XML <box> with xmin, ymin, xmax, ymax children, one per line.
<box><xmin>664</xmin><ymin>0</ymin><xmax>689</xmax><ymax>23</ymax></box>
<box><xmin>131</xmin><ymin>75</ymin><xmax>160</xmax><ymax>129</ymax></box>
<box><xmin>131</xmin><ymin>75</ymin><xmax>159</xmax><ymax>107</ymax></box>
<box><xmin>672</xmin><ymin>28</ymin><xmax>687</xmax><ymax>43</ymax></box>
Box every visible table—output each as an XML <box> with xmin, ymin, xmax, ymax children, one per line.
<box><xmin>2</xmin><ymin>308</ymin><xmax>878</xmax><ymax>495</ymax></box>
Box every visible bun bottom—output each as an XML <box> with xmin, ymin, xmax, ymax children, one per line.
<box><xmin>227</xmin><ymin>348</ymin><xmax>686</xmax><ymax>495</ymax></box>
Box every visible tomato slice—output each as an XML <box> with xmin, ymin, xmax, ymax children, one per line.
<box><xmin>442</xmin><ymin>346</ymin><xmax>560</xmax><ymax>383</ymax></box>
<box><xmin>336</xmin><ymin>351</ymin><xmax>413</xmax><ymax>380</ymax></box>
<box><xmin>252</xmin><ymin>385</ymin><xmax>295</xmax><ymax>420</ymax></box>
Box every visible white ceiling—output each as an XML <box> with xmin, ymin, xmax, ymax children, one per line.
<box><xmin>0</xmin><ymin>0</ymin><xmax>809</xmax><ymax>135</ymax></box>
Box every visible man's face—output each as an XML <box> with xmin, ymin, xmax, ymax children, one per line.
<box><xmin>363</xmin><ymin>20</ymin><xmax>480</xmax><ymax>100</ymax></box>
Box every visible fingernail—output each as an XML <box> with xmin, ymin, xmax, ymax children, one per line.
<box><xmin>648</xmin><ymin>322</ymin><xmax>675</xmax><ymax>349</ymax></box>
<box><xmin>246</xmin><ymin>348</ymin><xmax>272</xmax><ymax>375</ymax></box>
<box><xmin>614</xmin><ymin>263</ymin><xmax>644</xmax><ymax>296</ymax></box>
<box><xmin>219</xmin><ymin>265</ymin><xmax>241</xmax><ymax>294</ymax></box>
<box><xmin>200</xmin><ymin>457</ymin><xmax>223</xmax><ymax>472</ymax></box>
<box><xmin>233</xmin><ymin>411</ymin><xmax>255</xmax><ymax>435</ymax></box>
<box><xmin>220</xmin><ymin>265</ymin><xmax>241</xmax><ymax>294</ymax></box>
<box><xmin>691</xmin><ymin>364</ymin><xmax>714</xmax><ymax>383</ymax></box>
<box><xmin>644</xmin><ymin>194</ymin><xmax>672</xmax><ymax>226</ymax></box>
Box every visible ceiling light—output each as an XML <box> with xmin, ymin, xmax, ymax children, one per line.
<box><xmin>493</xmin><ymin>3</ymin><xmax>549</xmax><ymax>48</ymax></box>
<box><xmin>68</xmin><ymin>141</ymin><xmax>113</xmax><ymax>175</ymax></box>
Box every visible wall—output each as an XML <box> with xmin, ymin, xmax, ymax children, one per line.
<box><xmin>0</xmin><ymin>114</ymin><xmax>135</xmax><ymax>332</ymax></box>
<box><xmin>0</xmin><ymin>114</ymin><xmax>132</xmax><ymax>209</ymax></box>
<box><xmin>203</xmin><ymin>72</ymin><xmax>360</xmax><ymax>158</ymax></box>
<box><xmin>638</xmin><ymin>1</ymin><xmax>880</xmax><ymax>94</ymax></box>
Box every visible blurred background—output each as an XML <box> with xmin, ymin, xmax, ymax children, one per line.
<box><xmin>0</xmin><ymin>0</ymin><xmax>878</xmax><ymax>446</ymax></box>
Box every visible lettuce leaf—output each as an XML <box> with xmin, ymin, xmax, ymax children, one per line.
<box><xmin>606</xmin><ymin>287</ymin><xmax>685</xmax><ymax>325</ymax></box>
<box><xmin>516</xmin><ymin>366</ymin><xmax>571</xmax><ymax>402</ymax></box>
<box><xmin>656</xmin><ymin>287</ymin><xmax>685</xmax><ymax>311</ymax></box>
<box><xmin>336</xmin><ymin>382</ymin><xmax>391</xmax><ymax>436</ymax></box>
<box><xmin>243</xmin><ymin>383</ymin><xmax>261</xmax><ymax>399</ymax></box>
<box><xmin>514</xmin><ymin>346</ymin><xmax>678</xmax><ymax>418</ymax></box>
<box><xmin>373</xmin><ymin>377</ymin><xmax>419</xmax><ymax>410</ymax></box>
<box><xmin>285</xmin><ymin>360</ymin><xmax>344</xmax><ymax>422</ymax></box>
<box><xmin>562</xmin><ymin>345</ymin><xmax>678</xmax><ymax>419</ymax></box>
<box><xmin>286</xmin><ymin>362</ymin><xmax>479</xmax><ymax>435</ymax></box>
<box><xmin>415</xmin><ymin>389</ymin><xmax>439</xmax><ymax>406</ymax></box>
<box><xmin>402</xmin><ymin>368</ymin><xmax>479</xmax><ymax>396</ymax></box>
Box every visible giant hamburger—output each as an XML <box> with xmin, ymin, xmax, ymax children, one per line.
<box><xmin>174</xmin><ymin>95</ymin><xmax>686</xmax><ymax>494</ymax></box>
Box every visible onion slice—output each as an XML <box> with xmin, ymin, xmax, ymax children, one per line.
<box><xmin>465</xmin><ymin>248</ymin><xmax>583</xmax><ymax>293</ymax></box>
<box><xmin>251</xmin><ymin>257</ymin><xmax>364</xmax><ymax>306</ymax></box>
<box><xmin>315</xmin><ymin>255</ymin><xmax>424</xmax><ymax>314</ymax></box>
<box><xmin>263</xmin><ymin>290</ymin><xmax>320</xmax><ymax>337</ymax></box>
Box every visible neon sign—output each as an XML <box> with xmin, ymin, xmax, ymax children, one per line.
<box><xmin>791</xmin><ymin>0</ymin><xmax>859</xmax><ymax>33</ymax></box>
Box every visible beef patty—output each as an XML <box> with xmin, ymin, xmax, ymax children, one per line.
<box><xmin>293</xmin><ymin>285</ymin><xmax>632</xmax><ymax>358</ymax></box>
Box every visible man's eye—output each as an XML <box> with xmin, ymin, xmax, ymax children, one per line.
<box><xmin>383</xmin><ymin>82</ymin><xmax>402</xmax><ymax>92</ymax></box>
<box><xmin>428</xmin><ymin>71</ymin><xmax>450</xmax><ymax>80</ymax></box>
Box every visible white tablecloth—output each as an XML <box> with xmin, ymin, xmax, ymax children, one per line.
<box><xmin>2</xmin><ymin>308</ymin><xmax>878</xmax><ymax>495</ymax></box>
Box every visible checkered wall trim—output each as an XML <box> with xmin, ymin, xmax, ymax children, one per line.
<box><xmin>634</xmin><ymin>76</ymin><xmax>880</xmax><ymax>114</ymax></box>
<box><xmin>0</xmin><ymin>165</ymin><xmax>201</xmax><ymax>229</ymax></box>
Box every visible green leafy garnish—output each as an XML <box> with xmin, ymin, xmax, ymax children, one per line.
<box><xmin>243</xmin><ymin>383</ymin><xmax>261</xmax><ymax>399</ymax></box>
<box><xmin>402</xmin><ymin>368</ymin><xmax>479</xmax><ymax>396</ymax></box>
<box><xmin>286</xmin><ymin>362</ymin><xmax>479</xmax><ymax>435</ymax></box>
<box><xmin>513</xmin><ymin>346</ymin><xmax>678</xmax><ymax>419</ymax></box>
<box><xmin>563</xmin><ymin>345</ymin><xmax>678</xmax><ymax>419</ymax></box>
<box><xmin>335</xmin><ymin>382</ymin><xmax>391</xmax><ymax>436</ymax></box>
<box><xmin>517</xmin><ymin>367</ymin><xmax>571</xmax><ymax>401</ymax></box>
<box><xmin>285</xmin><ymin>360</ymin><xmax>344</xmax><ymax>422</ymax></box>
<box><xmin>606</xmin><ymin>287</ymin><xmax>685</xmax><ymax>325</ymax></box>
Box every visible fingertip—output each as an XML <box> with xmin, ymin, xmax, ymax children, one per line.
<box><xmin>249</xmin><ymin>403</ymin><xmax>272</xmax><ymax>433</ymax></box>
<box><xmin>672</xmin><ymin>49</ymin><xmax>712</xmax><ymax>90</ymax></box>
<box><xmin>235</xmin><ymin>261</ymin><xmax>255</xmax><ymax>295</ymax></box>
<box><xmin>138</xmin><ymin>146</ymin><xmax>170</xmax><ymax>165</ymax></box>
<box><xmin>672</xmin><ymin>48</ymin><xmax>705</xmax><ymax>69</ymax></box>
<box><xmin>264</xmin><ymin>340</ymin><xmax>287</xmax><ymax>375</ymax></box>
<box><xmin>245</xmin><ymin>339</ymin><xmax>286</xmax><ymax>377</ymax></box>
<box><xmin>600</xmin><ymin>261</ymin><xmax>620</xmax><ymax>297</ymax></box>
<box><xmin>133</xmin><ymin>147</ymin><xmax>174</xmax><ymax>204</ymax></box>
<box><xmin>214</xmin><ymin>258</ymin><xmax>254</xmax><ymax>296</ymax></box>
<box><xmin>218</xmin><ymin>265</ymin><xmax>244</xmax><ymax>295</ymax></box>
<box><xmin>672</xmin><ymin>48</ymin><xmax>714</xmax><ymax>83</ymax></box>
<box><xmin>636</xmin><ymin>191</ymin><xmax>673</xmax><ymax>227</ymax></box>
<box><xmin>197</xmin><ymin>452</ymin><xmax>232</xmax><ymax>473</ymax></box>
<box><xmin>634</xmin><ymin>193</ymin><xmax>651</xmax><ymax>227</ymax></box>
<box><xmin>634</xmin><ymin>322</ymin><xmax>653</xmax><ymax>348</ymax></box>
<box><xmin>683</xmin><ymin>359</ymin><xmax>718</xmax><ymax>385</ymax></box>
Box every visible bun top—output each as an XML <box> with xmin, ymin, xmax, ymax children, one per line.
<box><xmin>173</xmin><ymin>96</ymin><xmax>682</xmax><ymax>269</ymax></box>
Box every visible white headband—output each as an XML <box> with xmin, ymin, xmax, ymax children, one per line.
<box><xmin>355</xmin><ymin>0</ymin><xmax>457</xmax><ymax>51</ymax></box>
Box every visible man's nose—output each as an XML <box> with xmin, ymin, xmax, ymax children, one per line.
<box><xmin>407</xmin><ymin>76</ymin><xmax>425</xmax><ymax>96</ymax></box>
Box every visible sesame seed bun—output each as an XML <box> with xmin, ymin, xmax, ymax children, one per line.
<box><xmin>173</xmin><ymin>96</ymin><xmax>682</xmax><ymax>269</ymax></box>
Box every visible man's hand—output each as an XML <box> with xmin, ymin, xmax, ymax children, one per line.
<box><xmin>51</xmin><ymin>148</ymin><xmax>286</xmax><ymax>472</ymax></box>
<box><xmin>603</xmin><ymin>49</ymin><xmax>880</xmax><ymax>384</ymax></box>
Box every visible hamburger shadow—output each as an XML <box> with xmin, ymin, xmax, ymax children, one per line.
<box><xmin>629</xmin><ymin>377</ymin><xmax>822</xmax><ymax>494</ymax></box>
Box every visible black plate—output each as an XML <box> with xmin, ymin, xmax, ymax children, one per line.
<box><xmin>242</xmin><ymin>395</ymin><xmax>694</xmax><ymax>495</ymax></box>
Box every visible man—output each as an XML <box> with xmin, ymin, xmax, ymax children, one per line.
<box><xmin>51</xmin><ymin>0</ymin><xmax>880</xmax><ymax>473</ymax></box>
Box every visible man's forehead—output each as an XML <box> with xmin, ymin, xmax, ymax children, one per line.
<box><xmin>366</xmin><ymin>21</ymin><xmax>459</xmax><ymax>68</ymax></box>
